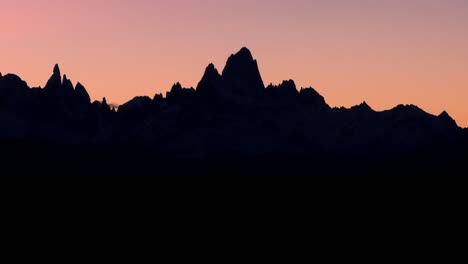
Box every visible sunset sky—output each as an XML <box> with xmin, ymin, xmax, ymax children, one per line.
<box><xmin>1</xmin><ymin>0</ymin><xmax>467</xmax><ymax>126</ymax></box>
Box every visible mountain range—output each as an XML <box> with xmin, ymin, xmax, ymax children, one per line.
<box><xmin>1</xmin><ymin>47</ymin><xmax>467</xmax><ymax>176</ymax></box>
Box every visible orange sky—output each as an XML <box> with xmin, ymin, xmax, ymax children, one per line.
<box><xmin>1</xmin><ymin>0</ymin><xmax>467</xmax><ymax>126</ymax></box>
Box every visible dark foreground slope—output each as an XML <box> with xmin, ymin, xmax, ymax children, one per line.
<box><xmin>1</xmin><ymin>48</ymin><xmax>467</xmax><ymax>176</ymax></box>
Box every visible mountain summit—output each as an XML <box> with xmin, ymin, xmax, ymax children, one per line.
<box><xmin>197</xmin><ymin>63</ymin><xmax>221</xmax><ymax>97</ymax></box>
<box><xmin>44</xmin><ymin>64</ymin><xmax>62</xmax><ymax>91</ymax></box>
<box><xmin>221</xmin><ymin>47</ymin><xmax>265</xmax><ymax>99</ymax></box>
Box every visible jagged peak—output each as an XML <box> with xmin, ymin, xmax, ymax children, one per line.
<box><xmin>267</xmin><ymin>80</ymin><xmax>296</xmax><ymax>90</ymax></box>
<box><xmin>202</xmin><ymin>63</ymin><xmax>220</xmax><ymax>78</ymax></box>
<box><xmin>266</xmin><ymin>80</ymin><xmax>299</xmax><ymax>104</ymax></box>
<box><xmin>44</xmin><ymin>64</ymin><xmax>62</xmax><ymax>90</ymax></box>
<box><xmin>351</xmin><ymin>101</ymin><xmax>374</xmax><ymax>112</ymax></box>
<box><xmin>221</xmin><ymin>47</ymin><xmax>265</xmax><ymax>93</ymax></box>
<box><xmin>153</xmin><ymin>93</ymin><xmax>164</xmax><ymax>101</ymax></box>
<box><xmin>300</xmin><ymin>86</ymin><xmax>318</xmax><ymax>93</ymax></box>
<box><xmin>439</xmin><ymin>110</ymin><xmax>456</xmax><ymax>121</ymax></box>
<box><xmin>360</xmin><ymin>101</ymin><xmax>371</xmax><ymax>109</ymax></box>
<box><xmin>437</xmin><ymin>111</ymin><xmax>459</xmax><ymax>128</ymax></box>
<box><xmin>224</xmin><ymin>47</ymin><xmax>255</xmax><ymax>68</ymax></box>
<box><xmin>197</xmin><ymin>63</ymin><xmax>221</xmax><ymax>92</ymax></box>
<box><xmin>235</xmin><ymin>47</ymin><xmax>254</xmax><ymax>60</ymax></box>
<box><xmin>53</xmin><ymin>64</ymin><xmax>60</xmax><ymax>76</ymax></box>
<box><xmin>439</xmin><ymin>111</ymin><xmax>452</xmax><ymax>119</ymax></box>
<box><xmin>394</xmin><ymin>104</ymin><xmax>425</xmax><ymax>113</ymax></box>
<box><xmin>298</xmin><ymin>86</ymin><xmax>329</xmax><ymax>109</ymax></box>
<box><xmin>92</xmin><ymin>97</ymin><xmax>111</xmax><ymax>111</ymax></box>
<box><xmin>75</xmin><ymin>82</ymin><xmax>91</xmax><ymax>104</ymax></box>
<box><xmin>75</xmin><ymin>82</ymin><xmax>85</xmax><ymax>90</ymax></box>
<box><xmin>62</xmin><ymin>74</ymin><xmax>74</xmax><ymax>92</ymax></box>
<box><xmin>280</xmin><ymin>79</ymin><xmax>296</xmax><ymax>88</ymax></box>
<box><xmin>168</xmin><ymin>82</ymin><xmax>195</xmax><ymax>99</ymax></box>
<box><xmin>171</xmin><ymin>82</ymin><xmax>183</xmax><ymax>91</ymax></box>
<box><xmin>206</xmin><ymin>63</ymin><xmax>217</xmax><ymax>71</ymax></box>
<box><xmin>300</xmin><ymin>87</ymin><xmax>323</xmax><ymax>98</ymax></box>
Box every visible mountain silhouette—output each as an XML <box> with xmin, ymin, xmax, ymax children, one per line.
<box><xmin>1</xmin><ymin>47</ymin><xmax>467</xmax><ymax>176</ymax></box>
<box><xmin>221</xmin><ymin>47</ymin><xmax>265</xmax><ymax>100</ymax></box>
<box><xmin>197</xmin><ymin>63</ymin><xmax>222</xmax><ymax>99</ymax></box>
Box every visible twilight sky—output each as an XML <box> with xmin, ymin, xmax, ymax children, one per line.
<box><xmin>1</xmin><ymin>0</ymin><xmax>467</xmax><ymax>126</ymax></box>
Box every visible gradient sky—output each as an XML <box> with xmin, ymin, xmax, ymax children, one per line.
<box><xmin>1</xmin><ymin>0</ymin><xmax>467</xmax><ymax>126</ymax></box>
